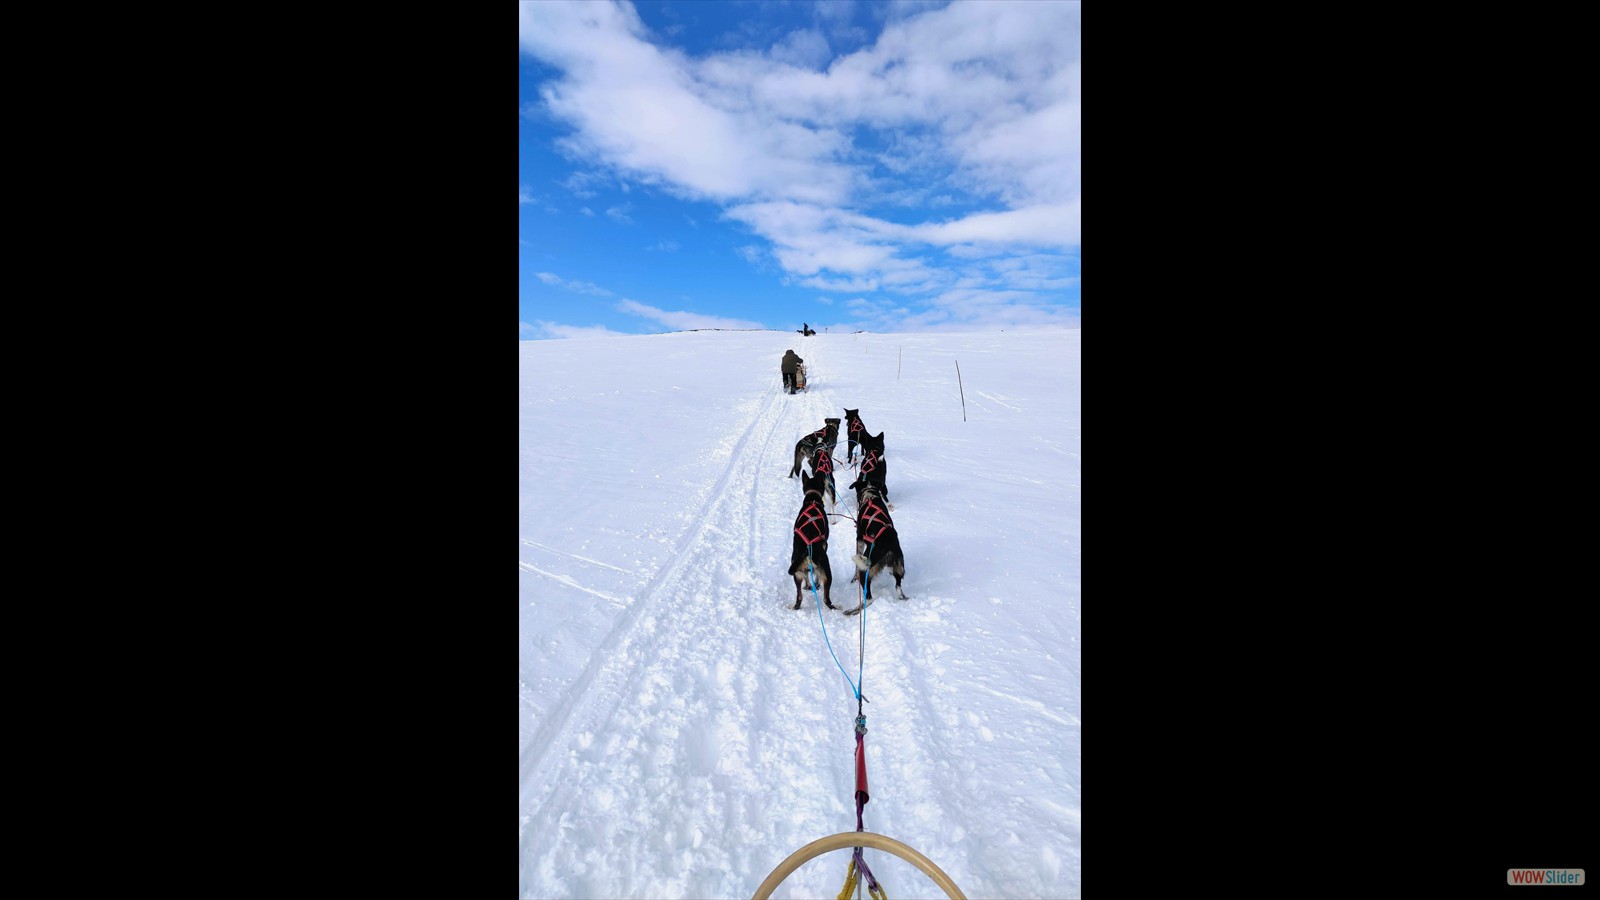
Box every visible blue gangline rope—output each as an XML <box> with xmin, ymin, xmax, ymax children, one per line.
<box><xmin>857</xmin><ymin>543</ymin><xmax>871</xmax><ymax>705</ymax></box>
<box><xmin>809</xmin><ymin>544</ymin><xmax>862</xmax><ymax>701</ymax></box>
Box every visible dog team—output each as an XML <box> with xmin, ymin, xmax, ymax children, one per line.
<box><xmin>787</xmin><ymin>408</ymin><xmax>909</xmax><ymax>611</ymax></box>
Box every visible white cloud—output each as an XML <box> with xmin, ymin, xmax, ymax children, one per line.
<box><xmin>798</xmin><ymin>274</ymin><xmax>879</xmax><ymax>293</ymax></box>
<box><xmin>982</xmin><ymin>253</ymin><xmax>1081</xmax><ymax>290</ymax></box>
<box><xmin>559</xmin><ymin>170</ymin><xmax>607</xmax><ymax>198</ymax></box>
<box><xmin>724</xmin><ymin>201</ymin><xmax>903</xmax><ymax>276</ymax></box>
<box><xmin>821</xmin><ymin>289</ymin><xmax>1079</xmax><ymax>334</ymax></box>
<box><xmin>909</xmin><ymin>200</ymin><xmax>1081</xmax><ymax>250</ymax></box>
<box><xmin>769</xmin><ymin>29</ymin><xmax>830</xmax><ymax>70</ymax></box>
<box><xmin>521</xmin><ymin>1</ymin><xmax>859</xmax><ymax>205</ymax></box>
<box><xmin>535</xmin><ymin>272</ymin><xmax>615</xmax><ymax>296</ymax></box>
<box><xmin>606</xmin><ymin>204</ymin><xmax>633</xmax><ymax>223</ymax></box>
<box><xmin>647</xmin><ymin>240</ymin><xmax>680</xmax><ymax>252</ymax></box>
<box><xmin>815</xmin><ymin>0</ymin><xmax>859</xmax><ymax>25</ymax></box>
<box><xmin>529</xmin><ymin>320</ymin><xmax>633</xmax><ymax>340</ymax></box>
<box><xmin>520</xmin><ymin>186</ymin><xmax>560</xmax><ymax>214</ymax></box>
<box><xmin>616</xmin><ymin>299</ymin><xmax>765</xmax><ymax>331</ymax></box>
<box><xmin>520</xmin><ymin>0</ymin><xmax>1080</xmax><ymax>328</ymax></box>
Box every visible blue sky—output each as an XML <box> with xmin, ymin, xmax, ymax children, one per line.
<box><xmin>519</xmin><ymin>0</ymin><xmax>1080</xmax><ymax>339</ymax></box>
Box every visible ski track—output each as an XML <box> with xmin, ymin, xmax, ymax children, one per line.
<box><xmin>520</xmin><ymin>538</ymin><xmax>635</xmax><ymax>574</ymax></box>
<box><xmin>518</xmin><ymin>562</ymin><xmax>629</xmax><ymax>606</ymax></box>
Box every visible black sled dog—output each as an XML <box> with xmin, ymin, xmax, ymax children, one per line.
<box><xmin>788</xmin><ymin>417</ymin><xmax>840</xmax><ymax>479</ymax></box>
<box><xmin>846</xmin><ymin>475</ymin><xmax>908</xmax><ymax>601</ymax></box>
<box><xmin>842</xmin><ymin>408</ymin><xmax>868</xmax><ymax>464</ymax></box>
<box><xmin>854</xmin><ymin>430</ymin><xmax>891</xmax><ymax>509</ymax></box>
<box><xmin>789</xmin><ymin>469</ymin><xmax>836</xmax><ymax>610</ymax></box>
<box><xmin>808</xmin><ymin>433</ymin><xmax>838</xmax><ymax>511</ymax></box>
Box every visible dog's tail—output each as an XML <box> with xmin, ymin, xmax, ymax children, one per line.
<box><xmin>855</xmin><ymin>544</ymin><xmax>902</xmax><ymax>570</ymax></box>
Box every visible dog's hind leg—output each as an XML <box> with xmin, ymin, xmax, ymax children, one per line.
<box><xmin>855</xmin><ymin>559</ymin><xmax>878</xmax><ymax>601</ymax></box>
<box><xmin>891</xmin><ymin>554</ymin><xmax>909</xmax><ymax>599</ymax></box>
<box><xmin>811</xmin><ymin>555</ymin><xmax>835</xmax><ymax>609</ymax></box>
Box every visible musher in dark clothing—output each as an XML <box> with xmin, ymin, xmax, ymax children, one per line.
<box><xmin>781</xmin><ymin>349</ymin><xmax>804</xmax><ymax>394</ymax></box>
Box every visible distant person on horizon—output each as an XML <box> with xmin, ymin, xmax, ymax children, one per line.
<box><xmin>781</xmin><ymin>349</ymin><xmax>804</xmax><ymax>394</ymax></box>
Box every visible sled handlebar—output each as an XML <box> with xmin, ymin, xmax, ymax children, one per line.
<box><xmin>752</xmin><ymin>831</ymin><xmax>966</xmax><ymax>899</ymax></box>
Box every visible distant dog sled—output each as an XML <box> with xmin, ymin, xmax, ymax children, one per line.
<box><xmin>794</xmin><ymin>364</ymin><xmax>808</xmax><ymax>392</ymax></box>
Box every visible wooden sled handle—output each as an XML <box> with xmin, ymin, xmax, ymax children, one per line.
<box><xmin>752</xmin><ymin>831</ymin><xmax>966</xmax><ymax>899</ymax></box>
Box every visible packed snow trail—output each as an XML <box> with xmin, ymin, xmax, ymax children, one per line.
<box><xmin>520</xmin><ymin>330</ymin><xmax>1081</xmax><ymax>898</ymax></box>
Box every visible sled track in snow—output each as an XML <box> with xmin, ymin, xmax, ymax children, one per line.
<box><xmin>520</xmin><ymin>371</ymin><xmax>828</xmax><ymax>896</ymax></box>
<box><xmin>518</xmin><ymin>382</ymin><xmax>785</xmax><ymax>798</ymax></box>
<box><xmin>520</xmin><ymin>345</ymin><xmax>872</xmax><ymax>898</ymax></box>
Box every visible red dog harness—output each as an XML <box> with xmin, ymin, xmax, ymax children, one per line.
<box><xmin>859</xmin><ymin>450</ymin><xmax>879</xmax><ymax>475</ymax></box>
<box><xmin>794</xmin><ymin>500</ymin><xmax>829</xmax><ymax>545</ymax></box>
<box><xmin>814</xmin><ymin>449</ymin><xmax>833</xmax><ymax>476</ymax></box>
<box><xmin>858</xmin><ymin>497</ymin><xmax>893</xmax><ymax>542</ymax></box>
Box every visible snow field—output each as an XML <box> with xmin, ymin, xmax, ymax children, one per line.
<box><xmin>520</xmin><ymin>329</ymin><xmax>1080</xmax><ymax>898</ymax></box>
